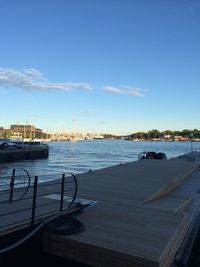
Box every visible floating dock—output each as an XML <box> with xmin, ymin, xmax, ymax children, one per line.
<box><xmin>1</xmin><ymin>153</ymin><xmax>200</xmax><ymax>267</ymax></box>
<box><xmin>44</xmin><ymin>154</ymin><xmax>200</xmax><ymax>267</ymax></box>
<box><xmin>0</xmin><ymin>143</ymin><xmax>49</xmax><ymax>162</ymax></box>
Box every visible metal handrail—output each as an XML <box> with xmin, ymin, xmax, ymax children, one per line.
<box><xmin>0</xmin><ymin>169</ymin><xmax>78</xmax><ymax>230</ymax></box>
<box><xmin>9</xmin><ymin>168</ymin><xmax>31</xmax><ymax>203</ymax></box>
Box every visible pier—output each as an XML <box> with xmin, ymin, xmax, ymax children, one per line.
<box><xmin>1</xmin><ymin>153</ymin><xmax>200</xmax><ymax>266</ymax></box>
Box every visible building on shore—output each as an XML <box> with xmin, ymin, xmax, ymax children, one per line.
<box><xmin>0</xmin><ymin>124</ymin><xmax>44</xmax><ymax>139</ymax></box>
<box><xmin>10</xmin><ymin>124</ymin><xmax>43</xmax><ymax>139</ymax></box>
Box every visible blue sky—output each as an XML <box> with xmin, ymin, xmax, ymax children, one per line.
<box><xmin>0</xmin><ymin>0</ymin><xmax>199</xmax><ymax>134</ymax></box>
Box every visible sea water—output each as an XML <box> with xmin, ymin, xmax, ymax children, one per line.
<box><xmin>0</xmin><ymin>140</ymin><xmax>199</xmax><ymax>180</ymax></box>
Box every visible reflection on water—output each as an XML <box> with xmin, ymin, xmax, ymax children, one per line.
<box><xmin>0</xmin><ymin>140</ymin><xmax>199</xmax><ymax>180</ymax></box>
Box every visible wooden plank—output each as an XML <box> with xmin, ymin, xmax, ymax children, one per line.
<box><xmin>44</xmin><ymin>233</ymin><xmax>159</xmax><ymax>267</ymax></box>
<box><xmin>43</xmin><ymin>157</ymin><xmax>200</xmax><ymax>267</ymax></box>
<box><xmin>44</xmin><ymin>205</ymin><xmax>188</xmax><ymax>267</ymax></box>
<box><xmin>143</xmin><ymin>162</ymin><xmax>200</xmax><ymax>204</ymax></box>
<box><xmin>1</xmin><ymin>155</ymin><xmax>200</xmax><ymax>266</ymax></box>
<box><xmin>143</xmin><ymin>193</ymin><xmax>193</xmax><ymax>212</ymax></box>
<box><xmin>159</xmin><ymin>213</ymin><xmax>188</xmax><ymax>267</ymax></box>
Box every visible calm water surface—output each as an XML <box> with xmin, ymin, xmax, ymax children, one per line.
<box><xmin>0</xmin><ymin>140</ymin><xmax>199</xmax><ymax>179</ymax></box>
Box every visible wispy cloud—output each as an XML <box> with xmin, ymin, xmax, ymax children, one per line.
<box><xmin>0</xmin><ymin>68</ymin><xmax>91</xmax><ymax>91</ymax></box>
<box><xmin>103</xmin><ymin>85</ymin><xmax>144</xmax><ymax>96</ymax></box>
<box><xmin>102</xmin><ymin>86</ymin><xmax>124</xmax><ymax>94</ymax></box>
<box><xmin>0</xmin><ymin>67</ymin><xmax>144</xmax><ymax>97</ymax></box>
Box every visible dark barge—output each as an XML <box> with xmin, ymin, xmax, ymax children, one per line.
<box><xmin>0</xmin><ymin>141</ymin><xmax>49</xmax><ymax>162</ymax></box>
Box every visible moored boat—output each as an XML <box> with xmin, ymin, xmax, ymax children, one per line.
<box><xmin>139</xmin><ymin>151</ymin><xmax>167</xmax><ymax>160</ymax></box>
<box><xmin>0</xmin><ymin>140</ymin><xmax>49</xmax><ymax>163</ymax></box>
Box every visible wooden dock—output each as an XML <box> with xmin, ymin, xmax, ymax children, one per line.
<box><xmin>1</xmin><ymin>154</ymin><xmax>200</xmax><ymax>266</ymax></box>
<box><xmin>43</xmin><ymin>155</ymin><xmax>200</xmax><ymax>267</ymax></box>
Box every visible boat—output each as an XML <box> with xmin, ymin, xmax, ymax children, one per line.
<box><xmin>0</xmin><ymin>139</ymin><xmax>49</xmax><ymax>163</ymax></box>
<box><xmin>139</xmin><ymin>151</ymin><xmax>167</xmax><ymax>160</ymax></box>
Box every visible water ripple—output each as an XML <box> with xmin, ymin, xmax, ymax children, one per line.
<box><xmin>0</xmin><ymin>140</ymin><xmax>199</xmax><ymax>178</ymax></box>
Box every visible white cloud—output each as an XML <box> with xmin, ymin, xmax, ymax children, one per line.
<box><xmin>23</xmin><ymin>68</ymin><xmax>45</xmax><ymax>80</ymax></box>
<box><xmin>103</xmin><ymin>85</ymin><xmax>144</xmax><ymax>96</ymax></box>
<box><xmin>121</xmin><ymin>86</ymin><xmax>144</xmax><ymax>96</ymax></box>
<box><xmin>103</xmin><ymin>86</ymin><xmax>124</xmax><ymax>94</ymax></box>
<box><xmin>0</xmin><ymin>67</ymin><xmax>144</xmax><ymax>97</ymax></box>
<box><xmin>0</xmin><ymin>68</ymin><xmax>92</xmax><ymax>91</ymax></box>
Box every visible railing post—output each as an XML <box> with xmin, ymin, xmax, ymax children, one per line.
<box><xmin>31</xmin><ymin>175</ymin><xmax>38</xmax><ymax>227</ymax></box>
<box><xmin>69</xmin><ymin>173</ymin><xmax>78</xmax><ymax>208</ymax></box>
<box><xmin>9</xmin><ymin>169</ymin><xmax>15</xmax><ymax>203</ymax></box>
<box><xmin>60</xmin><ymin>174</ymin><xmax>65</xmax><ymax>212</ymax></box>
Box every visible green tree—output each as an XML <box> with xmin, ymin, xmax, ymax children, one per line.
<box><xmin>192</xmin><ymin>129</ymin><xmax>199</xmax><ymax>138</ymax></box>
<box><xmin>163</xmin><ymin>130</ymin><xmax>173</xmax><ymax>136</ymax></box>
<box><xmin>182</xmin><ymin>129</ymin><xmax>192</xmax><ymax>137</ymax></box>
<box><xmin>147</xmin><ymin>129</ymin><xmax>161</xmax><ymax>139</ymax></box>
<box><xmin>136</xmin><ymin>132</ymin><xmax>145</xmax><ymax>139</ymax></box>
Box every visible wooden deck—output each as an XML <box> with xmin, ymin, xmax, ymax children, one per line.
<box><xmin>1</xmin><ymin>153</ymin><xmax>200</xmax><ymax>266</ymax></box>
<box><xmin>43</xmin><ymin>154</ymin><xmax>200</xmax><ymax>267</ymax></box>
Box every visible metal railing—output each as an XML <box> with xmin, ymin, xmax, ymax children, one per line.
<box><xmin>0</xmin><ymin>169</ymin><xmax>78</xmax><ymax>231</ymax></box>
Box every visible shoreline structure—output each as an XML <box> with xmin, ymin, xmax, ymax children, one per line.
<box><xmin>1</xmin><ymin>124</ymin><xmax>200</xmax><ymax>142</ymax></box>
<box><xmin>1</xmin><ymin>152</ymin><xmax>200</xmax><ymax>266</ymax></box>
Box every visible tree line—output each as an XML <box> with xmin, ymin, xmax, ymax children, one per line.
<box><xmin>127</xmin><ymin>129</ymin><xmax>200</xmax><ymax>140</ymax></box>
